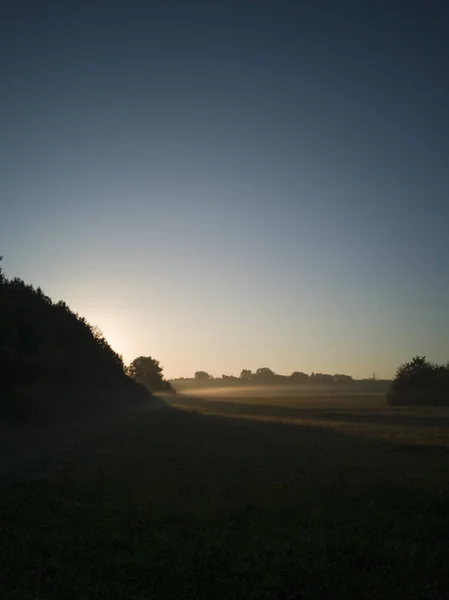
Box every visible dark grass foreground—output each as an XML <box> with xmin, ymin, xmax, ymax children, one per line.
<box><xmin>1</xmin><ymin>395</ymin><xmax>449</xmax><ymax>600</ymax></box>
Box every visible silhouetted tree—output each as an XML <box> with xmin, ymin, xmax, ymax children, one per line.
<box><xmin>194</xmin><ymin>371</ymin><xmax>212</xmax><ymax>382</ymax></box>
<box><xmin>253</xmin><ymin>367</ymin><xmax>276</xmax><ymax>384</ymax></box>
<box><xmin>387</xmin><ymin>356</ymin><xmax>449</xmax><ymax>406</ymax></box>
<box><xmin>239</xmin><ymin>369</ymin><xmax>253</xmax><ymax>382</ymax></box>
<box><xmin>128</xmin><ymin>356</ymin><xmax>173</xmax><ymax>393</ymax></box>
<box><xmin>290</xmin><ymin>371</ymin><xmax>309</xmax><ymax>383</ymax></box>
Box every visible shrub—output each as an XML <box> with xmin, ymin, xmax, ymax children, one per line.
<box><xmin>387</xmin><ymin>356</ymin><xmax>449</xmax><ymax>406</ymax></box>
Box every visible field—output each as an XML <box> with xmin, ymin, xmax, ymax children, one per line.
<box><xmin>1</xmin><ymin>389</ymin><xmax>449</xmax><ymax>599</ymax></box>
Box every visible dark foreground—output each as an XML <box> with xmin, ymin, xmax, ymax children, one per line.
<box><xmin>1</xmin><ymin>393</ymin><xmax>449</xmax><ymax>599</ymax></box>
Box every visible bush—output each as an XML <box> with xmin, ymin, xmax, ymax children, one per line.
<box><xmin>387</xmin><ymin>356</ymin><xmax>449</xmax><ymax>406</ymax></box>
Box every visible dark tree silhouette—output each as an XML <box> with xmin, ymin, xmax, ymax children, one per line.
<box><xmin>253</xmin><ymin>368</ymin><xmax>277</xmax><ymax>384</ymax></box>
<box><xmin>387</xmin><ymin>356</ymin><xmax>449</xmax><ymax>406</ymax></box>
<box><xmin>170</xmin><ymin>366</ymin><xmax>380</xmax><ymax>392</ymax></box>
<box><xmin>128</xmin><ymin>356</ymin><xmax>173</xmax><ymax>393</ymax></box>
<box><xmin>239</xmin><ymin>369</ymin><xmax>253</xmax><ymax>381</ymax></box>
<box><xmin>194</xmin><ymin>370</ymin><xmax>213</xmax><ymax>381</ymax></box>
<box><xmin>290</xmin><ymin>371</ymin><xmax>309</xmax><ymax>383</ymax></box>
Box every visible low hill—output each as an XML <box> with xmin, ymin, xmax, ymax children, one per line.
<box><xmin>0</xmin><ymin>258</ymin><xmax>150</xmax><ymax>421</ymax></box>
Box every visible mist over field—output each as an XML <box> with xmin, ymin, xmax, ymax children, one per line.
<box><xmin>175</xmin><ymin>384</ymin><xmax>386</xmax><ymax>399</ymax></box>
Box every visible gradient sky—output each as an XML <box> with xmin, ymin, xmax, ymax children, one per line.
<box><xmin>1</xmin><ymin>0</ymin><xmax>448</xmax><ymax>378</ymax></box>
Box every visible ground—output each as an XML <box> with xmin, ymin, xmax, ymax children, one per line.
<box><xmin>1</xmin><ymin>389</ymin><xmax>449</xmax><ymax>599</ymax></box>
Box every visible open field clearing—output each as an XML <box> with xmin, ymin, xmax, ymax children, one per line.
<box><xmin>169</xmin><ymin>391</ymin><xmax>449</xmax><ymax>445</ymax></box>
<box><xmin>2</xmin><ymin>392</ymin><xmax>449</xmax><ymax>599</ymax></box>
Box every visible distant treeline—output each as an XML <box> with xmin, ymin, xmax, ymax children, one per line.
<box><xmin>387</xmin><ymin>356</ymin><xmax>449</xmax><ymax>406</ymax></box>
<box><xmin>0</xmin><ymin>258</ymin><xmax>157</xmax><ymax>420</ymax></box>
<box><xmin>171</xmin><ymin>368</ymin><xmax>391</xmax><ymax>392</ymax></box>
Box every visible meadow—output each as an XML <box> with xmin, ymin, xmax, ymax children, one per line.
<box><xmin>1</xmin><ymin>389</ymin><xmax>449</xmax><ymax>599</ymax></box>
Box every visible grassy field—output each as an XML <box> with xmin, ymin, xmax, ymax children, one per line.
<box><xmin>1</xmin><ymin>390</ymin><xmax>449</xmax><ymax>599</ymax></box>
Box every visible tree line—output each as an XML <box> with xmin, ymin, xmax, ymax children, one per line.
<box><xmin>171</xmin><ymin>368</ymin><xmax>391</xmax><ymax>391</ymax></box>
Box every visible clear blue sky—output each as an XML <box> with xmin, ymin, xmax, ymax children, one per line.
<box><xmin>1</xmin><ymin>0</ymin><xmax>448</xmax><ymax>378</ymax></box>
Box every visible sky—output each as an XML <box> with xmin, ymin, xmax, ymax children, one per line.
<box><xmin>1</xmin><ymin>0</ymin><xmax>448</xmax><ymax>379</ymax></box>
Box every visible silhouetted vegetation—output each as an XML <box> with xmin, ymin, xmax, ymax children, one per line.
<box><xmin>387</xmin><ymin>356</ymin><xmax>449</xmax><ymax>406</ymax></box>
<box><xmin>171</xmin><ymin>367</ymin><xmax>390</xmax><ymax>392</ymax></box>
<box><xmin>128</xmin><ymin>356</ymin><xmax>174</xmax><ymax>393</ymax></box>
<box><xmin>194</xmin><ymin>370</ymin><xmax>213</xmax><ymax>382</ymax></box>
<box><xmin>0</xmin><ymin>258</ymin><xmax>149</xmax><ymax>420</ymax></box>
